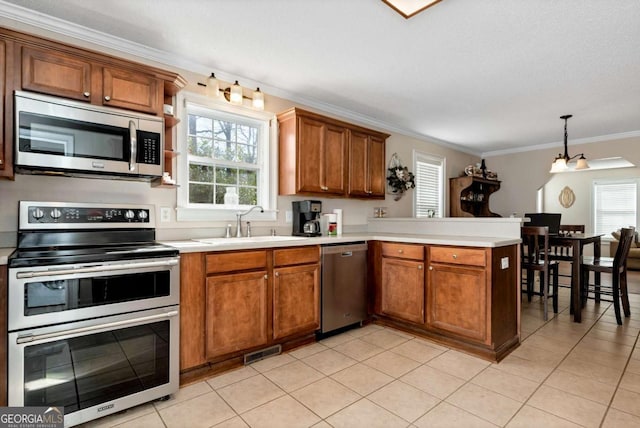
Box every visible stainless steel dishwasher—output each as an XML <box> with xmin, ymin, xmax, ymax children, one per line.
<box><xmin>321</xmin><ymin>242</ymin><xmax>368</xmax><ymax>334</ymax></box>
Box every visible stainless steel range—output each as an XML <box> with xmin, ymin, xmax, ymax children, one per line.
<box><xmin>7</xmin><ymin>201</ymin><xmax>180</xmax><ymax>427</ymax></box>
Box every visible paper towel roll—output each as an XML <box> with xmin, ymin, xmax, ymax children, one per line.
<box><xmin>333</xmin><ymin>209</ymin><xmax>343</xmax><ymax>235</ymax></box>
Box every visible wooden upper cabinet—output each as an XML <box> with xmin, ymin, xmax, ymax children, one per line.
<box><xmin>348</xmin><ymin>131</ymin><xmax>386</xmax><ymax>198</ymax></box>
<box><xmin>102</xmin><ymin>66</ymin><xmax>162</xmax><ymax>114</ymax></box>
<box><xmin>21</xmin><ymin>46</ymin><xmax>92</xmax><ymax>102</ymax></box>
<box><xmin>277</xmin><ymin>107</ymin><xmax>388</xmax><ymax>198</ymax></box>
<box><xmin>20</xmin><ymin>45</ymin><xmax>162</xmax><ymax>115</ymax></box>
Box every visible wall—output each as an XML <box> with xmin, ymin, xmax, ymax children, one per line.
<box><xmin>0</xmin><ymin>20</ymin><xmax>477</xmax><ymax>247</ymax></box>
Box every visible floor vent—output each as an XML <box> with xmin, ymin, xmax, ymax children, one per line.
<box><xmin>244</xmin><ymin>344</ymin><xmax>282</xmax><ymax>365</ymax></box>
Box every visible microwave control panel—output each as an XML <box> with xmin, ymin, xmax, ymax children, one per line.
<box><xmin>137</xmin><ymin>130</ymin><xmax>161</xmax><ymax>165</ymax></box>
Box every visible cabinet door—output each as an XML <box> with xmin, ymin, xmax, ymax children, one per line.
<box><xmin>21</xmin><ymin>46</ymin><xmax>92</xmax><ymax>101</ymax></box>
<box><xmin>297</xmin><ymin>115</ymin><xmax>324</xmax><ymax>193</ymax></box>
<box><xmin>348</xmin><ymin>131</ymin><xmax>368</xmax><ymax>197</ymax></box>
<box><xmin>323</xmin><ymin>124</ymin><xmax>347</xmax><ymax>194</ymax></box>
<box><xmin>205</xmin><ymin>271</ymin><xmax>268</xmax><ymax>359</ymax></box>
<box><xmin>427</xmin><ymin>263</ymin><xmax>487</xmax><ymax>342</ymax></box>
<box><xmin>380</xmin><ymin>257</ymin><xmax>425</xmax><ymax>324</ymax></box>
<box><xmin>102</xmin><ymin>66</ymin><xmax>161</xmax><ymax>114</ymax></box>
<box><xmin>368</xmin><ymin>135</ymin><xmax>386</xmax><ymax>197</ymax></box>
<box><xmin>273</xmin><ymin>264</ymin><xmax>320</xmax><ymax>339</ymax></box>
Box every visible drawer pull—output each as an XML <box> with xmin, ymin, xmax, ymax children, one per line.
<box><xmin>321</xmin><ymin>186</ymin><xmax>328</xmax><ymax>191</ymax></box>
<box><xmin>398</xmin><ymin>249</ymin><xmax>403</xmax><ymax>254</ymax></box>
<box><xmin>453</xmin><ymin>254</ymin><xmax>458</xmax><ymax>259</ymax></box>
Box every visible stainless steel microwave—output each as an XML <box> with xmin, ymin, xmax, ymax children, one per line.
<box><xmin>14</xmin><ymin>91</ymin><xmax>164</xmax><ymax>180</ymax></box>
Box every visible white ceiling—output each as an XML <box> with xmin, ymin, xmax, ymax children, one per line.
<box><xmin>1</xmin><ymin>0</ymin><xmax>639</xmax><ymax>156</ymax></box>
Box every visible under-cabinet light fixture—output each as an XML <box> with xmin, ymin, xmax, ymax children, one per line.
<box><xmin>550</xmin><ymin>115</ymin><xmax>589</xmax><ymax>173</ymax></box>
<box><xmin>198</xmin><ymin>73</ymin><xmax>265</xmax><ymax>110</ymax></box>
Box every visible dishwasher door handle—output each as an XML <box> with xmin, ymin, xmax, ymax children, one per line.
<box><xmin>341</xmin><ymin>251</ymin><xmax>353</xmax><ymax>257</ymax></box>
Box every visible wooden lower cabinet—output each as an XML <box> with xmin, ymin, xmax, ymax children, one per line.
<box><xmin>427</xmin><ymin>263</ymin><xmax>487</xmax><ymax>342</ymax></box>
<box><xmin>380</xmin><ymin>257</ymin><xmax>425</xmax><ymax>324</ymax></box>
<box><xmin>205</xmin><ymin>271</ymin><xmax>269</xmax><ymax>359</ymax></box>
<box><xmin>273</xmin><ymin>263</ymin><xmax>320</xmax><ymax>340</ymax></box>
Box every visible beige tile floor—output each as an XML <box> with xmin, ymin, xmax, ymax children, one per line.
<box><xmin>82</xmin><ymin>280</ymin><xmax>640</xmax><ymax>428</ymax></box>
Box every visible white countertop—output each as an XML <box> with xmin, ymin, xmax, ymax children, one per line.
<box><xmin>162</xmin><ymin>233</ymin><xmax>520</xmax><ymax>253</ymax></box>
<box><xmin>0</xmin><ymin>247</ymin><xmax>15</xmax><ymax>265</ymax></box>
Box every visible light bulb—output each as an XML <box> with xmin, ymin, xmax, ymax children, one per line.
<box><xmin>252</xmin><ymin>88</ymin><xmax>264</xmax><ymax>110</ymax></box>
<box><xmin>206</xmin><ymin>73</ymin><xmax>219</xmax><ymax>98</ymax></box>
<box><xmin>230</xmin><ymin>81</ymin><xmax>243</xmax><ymax>105</ymax></box>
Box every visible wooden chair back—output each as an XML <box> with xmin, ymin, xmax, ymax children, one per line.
<box><xmin>552</xmin><ymin>224</ymin><xmax>585</xmax><ymax>257</ymax></box>
<box><xmin>521</xmin><ymin>226</ymin><xmax>551</xmax><ymax>268</ymax></box>
<box><xmin>613</xmin><ymin>227</ymin><xmax>636</xmax><ymax>271</ymax></box>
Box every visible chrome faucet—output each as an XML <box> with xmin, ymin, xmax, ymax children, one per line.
<box><xmin>235</xmin><ymin>205</ymin><xmax>264</xmax><ymax>237</ymax></box>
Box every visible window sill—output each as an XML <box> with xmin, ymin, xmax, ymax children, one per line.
<box><xmin>176</xmin><ymin>206</ymin><xmax>277</xmax><ymax>222</ymax></box>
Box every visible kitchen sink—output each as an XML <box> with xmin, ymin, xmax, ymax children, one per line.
<box><xmin>192</xmin><ymin>236</ymin><xmax>308</xmax><ymax>245</ymax></box>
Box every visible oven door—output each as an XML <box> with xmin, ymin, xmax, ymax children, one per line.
<box><xmin>9</xmin><ymin>256</ymin><xmax>179</xmax><ymax>332</ymax></box>
<box><xmin>8</xmin><ymin>306</ymin><xmax>179</xmax><ymax>427</ymax></box>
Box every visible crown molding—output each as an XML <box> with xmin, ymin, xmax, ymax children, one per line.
<box><xmin>481</xmin><ymin>130</ymin><xmax>640</xmax><ymax>158</ymax></box>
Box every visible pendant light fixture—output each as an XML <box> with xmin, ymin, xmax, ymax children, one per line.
<box><xmin>550</xmin><ymin>115</ymin><xmax>589</xmax><ymax>173</ymax></box>
<box><xmin>198</xmin><ymin>73</ymin><xmax>266</xmax><ymax>110</ymax></box>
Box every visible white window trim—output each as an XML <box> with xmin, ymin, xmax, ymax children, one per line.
<box><xmin>175</xmin><ymin>91</ymin><xmax>278</xmax><ymax>222</ymax></box>
<box><xmin>412</xmin><ymin>150</ymin><xmax>446</xmax><ymax>218</ymax></box>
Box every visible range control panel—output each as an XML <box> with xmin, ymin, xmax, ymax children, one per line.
<box><xmin>20</xmin><ymin>202</ymin><xmax>154</xmax><ymax>229</ymax></box>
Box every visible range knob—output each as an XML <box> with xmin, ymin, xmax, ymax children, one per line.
<box><xmin>124</xmin><ymin>210</ymin><xmax>135</xmax><ymax>220</ymax></box>
<box><xmin>138</xmin><ymin>210</ymin><xmax>148</xmax><ymax>220</ymax></box>
<box><xmin>32</xmin><ymin>208</ymin><xmax>45</xmax><ymax>220</ymax></box>
<box><xmin>50</xmin><ymin>208</ymin><xmax>62</xmax><ymax>219</ymax></box>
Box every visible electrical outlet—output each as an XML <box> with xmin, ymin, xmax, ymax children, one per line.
<box><xmin>160</xmin><ymin>207</ymin><xmax>171</xmax><ymax>223</ymax></box>
<box><xmin>285</xmin><ymin>210</ymin><xmax>293</xmax><ymax>223</ymax></box>
<box><xmin>501</xmin><ymin>257</ymin><xmax>509</xmax><ymax>269</ymax></box>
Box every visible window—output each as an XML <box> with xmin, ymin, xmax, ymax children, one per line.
<box><xmin>593</xmin><ymin>179</ymin><xmax>637</xmax><ymax>235</ymax></box>
<box><xmin>176</xmin><ymin>97</ymin><xmax>275</xmax><ymax>221</ymax></box>
<box><xmin>413</xmin><ymin>151</ymin><xmax>445</xmax><ymax>217</ymax></box>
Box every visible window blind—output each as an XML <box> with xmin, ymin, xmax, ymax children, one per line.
<box><xmin>414</xmin><ymin>153</ymin><xmax>443</xmax><ymax>217</ymax></box>
<box><xmin>593</xmin><ymin>180</ymin><xmax>637</xmax><ymax>235</ymax></box>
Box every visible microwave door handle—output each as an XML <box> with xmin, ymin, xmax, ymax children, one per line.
<box><xmin>129</xmin><ymin>120</ymin><xmax>137</xmax><ymax>171</ymax></box>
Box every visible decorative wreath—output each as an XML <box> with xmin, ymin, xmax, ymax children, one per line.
<box><xmin>386</xmin><ymin>153</ymin><xmax>415</xmax><ymax>201</ymax></box>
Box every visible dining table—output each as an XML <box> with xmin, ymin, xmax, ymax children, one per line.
<box><xmin>549</xmin><ymin>232</ymin><xmax>603</xmax><ymax>322</ymax></box>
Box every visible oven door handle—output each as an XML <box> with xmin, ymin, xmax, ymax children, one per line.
<box><xmin>16</xmin><ymin>310</ymin><xmax>179</xmax><ymax>344</ymax></box>
<box><xmin>16</xmin><ymin>259</ymin><xmax>179</xmax><ymax>279</ymax></box>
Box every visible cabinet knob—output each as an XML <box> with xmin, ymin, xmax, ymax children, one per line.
<box><xmin>321</xmin><ymin>186</ymin><xmax>328</xmax><ymax>191</ymax></box>
<box><xmin>398</xmin><ymin>249</ymin><xmax>403</xmax><ymax>254</ymax></box>
<box><xmin>275</xmin><ymin>272</ymin><xmax>279</xmax><ymax>277</ymax></box>
<box><xmin>83</xmin><ymin>91</ymin><xmax>90</xmax><ymax>98</ymax></box>
<box><xmin>453</xmin><ymin>254</ymin><xmax>458</xmax><ymax>259</ymax></box>
<box><xmin>429</xmin><ymin>266</ymin><xmax>433</xmax><ymax>270</ymax></box>
<box><xmin>264</xmin><ymin>274</ymin><xmax>268</xmax><ymax>280</ymax></box>
<box><xmin>104</xmin><ymin>95</ymin><xmax>111</xmax><ymax>101</ymax></box>
<box><xmin>418</xmin><ymin>265</ymin><xmax>423</xmax><ymax>270</ymax></box>
<box><xmin>0</xmin><ymin>159</ymin><xmax>3</xmax><ymax>165</ymax></box>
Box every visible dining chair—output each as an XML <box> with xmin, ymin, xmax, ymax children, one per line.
<box><xmin>548</xmin><ymin>224</ymin><xmax>586</xmax><ymax>287</ymax></box>
<box><xmin>521</xmin><ymin>226</ymin><xmax>559</xmax><ymax>321</ymax></box>
<box><xmin>581</xmin><ymin>226</ymin><xmax>635</xmax><ymax>325</ymax></box>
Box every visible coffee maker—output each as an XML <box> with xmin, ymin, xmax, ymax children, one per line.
<box><xmin>292</xmin><ymin>200</ymin><xmax>322</xmax><ymax>237</ymax></box>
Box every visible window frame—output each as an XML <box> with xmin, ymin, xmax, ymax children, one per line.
<box><xmin>176</xmin><ymin>93</ymin><xmax>277</xmax><ymax>222</ymax></box>
<box><xmin>592</xmin><ymin>178</ymin><xmax>638</xmax><ymax>238</ymax></box>
<box><xmin>412</xmin><ymin>150</ymin><xmax>446</xmax><ymax>218</ymax></box>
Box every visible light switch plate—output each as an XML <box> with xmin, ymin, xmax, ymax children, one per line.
<box><xmin>160</xmin><ymin>207</ymin><xmax>171</xmax><ymax>223</ymax></box>
<box><xmin>501</xmin><ymin>257</ymin><xmax>509</xmax><ymax>269</ymax></box>
<box><xmin>285</xmin><ymin>210</ymin><xmax>293</xmax><ymax>223</ymax></box>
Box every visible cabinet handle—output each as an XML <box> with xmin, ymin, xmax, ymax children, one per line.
<box><xmin>452</xmin><ymin>254</ymin><xmax>458</xmax><ymax>259</ymax></box>
<box><xmin>264</xmin><ymin>274</ymin><xmax>268</xmax><ymax>279</ymax></box>
<box><xmin>321</xmin><ymin>186</ymin><xmax>328</xmax><ymax>191</ymax></box>
<box><xmin>418</xmin><ymin>265</ymin><xmax>423</xmax><ymax>270</ymax></box>
<box><xmin>429</xmin><ymin>266</ymin><xmax>433</xmax><ymax>270</ymax></box>
<box><xmin>398</xmin><ymin>249</ymin><xmax>403</xmax><ymax>254</ymax></box>
<box><xmin>0</xmin><ymin>159</ymin><xmax>3</xmax><ymax>165</ymax></box>
<box><xmin>104</xmin><ymin>95</ymin><xmax>111</xmax><ymax>101</ymax></box>
<box><xmin>83</xmin><ymin>91</ymin><xmax>90</xmax><ymax>98</ymax></box>
<box><xmin>275</xmin><ymin>272</ymin><xmax>279</xmax><ymax>277</ymax></box>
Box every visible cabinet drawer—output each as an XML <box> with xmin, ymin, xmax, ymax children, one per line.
<box><xmin>206</xmin><ymin>250</ymin><xmax>268</xmax><ymax>274</ymax></box>
<box><xmin>429</xmin><ymin>246</ymin><xmax>486</xmax><ymax>267</ymax></box>
<box><xmin>381</xmin><ymin>242</ymin><xmax>424</xmax><ymax>261</ymax></box>
<box><xmin>273</xmin><ymin>246</ymin><xmax>320</xmax><ymax>267</ymax></box>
